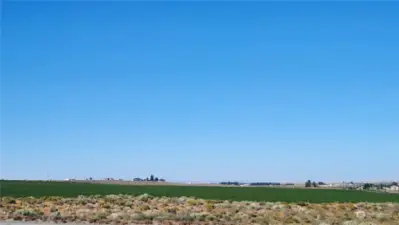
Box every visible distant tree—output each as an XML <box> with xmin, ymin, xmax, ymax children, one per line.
<box><xmin>312</xmin><ymin>182</ymin><xmax>318</xmax><ymax>188</ymax></box>
<box><xmin>393</xmin><ymin>182</ymin><xmax>398</xmax><ymax>186</ymax></box>
<box><xmin>150</xmin><ymin>175</ymin><xmax>154</xmax><ymax>181</ymax></box>
<box><xmin>305</xmin><ymin>180</ymin><xmax>312</xmax><ymax>188</ymax></box>
<box><xmin>363</xmin><ymin>183</ymin><xmax>373</xmax><ymax>190</ymax></box>
<box><xmin>318</xmin><ymin>181</ymin><xmax>325</xmax><ymax>185</ymax></box>
<box><xmin>155</xmin><ymin>177</ymin><xmax>159</xmax><ymax>182</ymax></box>
<box><xmin>159</xmin><ymin>179</ymin><xmax>165</xmax><ymax>182</ymax></box>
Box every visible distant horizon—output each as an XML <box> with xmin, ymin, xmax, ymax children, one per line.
<box><xmin>2</xmin><ymin>2</ymin><xmax>398</xmax><ymax>182</ymax></box>
<box><xmin>1</xmin><ymin>178</ymin><xmax>398</xmax><ymax>185</ymax></box>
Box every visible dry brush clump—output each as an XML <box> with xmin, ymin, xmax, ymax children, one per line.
<box><xmin>0</xmin><ymin>194</ymin><xmax>398</xmax><ymax>225</ymax></box>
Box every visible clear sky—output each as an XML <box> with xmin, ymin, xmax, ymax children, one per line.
<box><xmin>1</xmin><ymin>2</ymin><xmax>398</xmax><ymax>183</ymax></box>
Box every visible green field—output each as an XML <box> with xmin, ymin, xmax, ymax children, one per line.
<box><xmin>1</xmin><ymin>180</ymin><xmax>399</xmax><ymax>203</ymax></box>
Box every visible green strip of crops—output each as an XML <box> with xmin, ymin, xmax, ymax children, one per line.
<box><xmin>1</xmin><ymin>180</ymin><xmax>398</xmax><ymax>203</ymax></box>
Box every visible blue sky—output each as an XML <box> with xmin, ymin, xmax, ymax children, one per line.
<box><xmin>1</xmin><ymin>2</ymin><xmax>398</xmax><ymax>183</ymax></box>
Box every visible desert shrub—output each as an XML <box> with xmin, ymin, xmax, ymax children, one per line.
<box><xmin>131</xmin><ymin>212</ymin><xmax>148</xmax><ymax>220</ymax></box>
<box><xmin>95</xmin><ymin>212</ymin><xmax>108</xmax><ymax>220</ymax></box>
<box><xmin>178</xmin><ymin>214</ymin><xmax>195</xmax><ymax>221</ymax></box>
<box><xmin>167</xmin><ymin>207</ymin><xmax>177</xmax><ymax>214</ymax></box>
<box><xmin>14</xmin><ymin>209</ymin><xmax>39</xmax><ymax>217</ymax></box>
<box><xmin>138</xmin><ymin>204</ymin><xmax>150</xmax><ymax>211</ymax></box>
<box><xmin>50</xmin><ymin>211</ymin><xmax>62</xmax><ymax>220</ymax></box>
<box><xmin>2</xmin><ymin>198</ymin><xmax>16</xmax><ymax>204</ymax></box>
<box><xmin>187</xmin><ymin>199</ymin><xmax>198</xmax><ymax>206</ymax></box>
<box><xmin>205</xmin><ymin>203</ymin><xmax>215</xmax><ymax>211</ymax></box>
<box><xmin>137</xmin><ymin>193</ymin><xmax>153</xmax><ymax>202</ymax></box>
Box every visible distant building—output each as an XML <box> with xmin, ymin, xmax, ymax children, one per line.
<box><xmin>389</xmin><ymin>185</ymin><xmax>399</xmax><ymax>191</ymax></box>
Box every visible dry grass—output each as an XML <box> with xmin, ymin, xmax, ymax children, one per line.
<box><xmin>1</xmin><ymin>194</ymin><xmax>398</xmax><ymax>225</ymax></box>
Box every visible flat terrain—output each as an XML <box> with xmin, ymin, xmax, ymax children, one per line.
<box><xmin>1</xmin><ymin>180</ymin><xmax>399</xmax><ymax>203</ymax></box>
<box><xmin>1</xmin><ymin>194</ymin><xmax>398</xmax><ymax>224</ymax></box>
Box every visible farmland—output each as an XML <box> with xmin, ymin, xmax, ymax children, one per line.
<box><xmin>1</xmin><ymin>180</ymin><xmax>399</xmax><ymax>224</ymax></box>
<box><xmin>1</xmin><ymin>180</ymin><xmax>399</xmax><ymax>203</ymax></box>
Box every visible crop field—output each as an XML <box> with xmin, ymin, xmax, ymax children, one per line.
<box><xmin>1</xmin><ymin>180</ymin><xmax>399</xmax><ymax>203</ymax></box>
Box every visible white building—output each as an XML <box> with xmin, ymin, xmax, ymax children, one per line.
<box><xmin>390</xmin><ymin>185</ymin><xmax>399</xmax><ymax>191</ymax></box>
